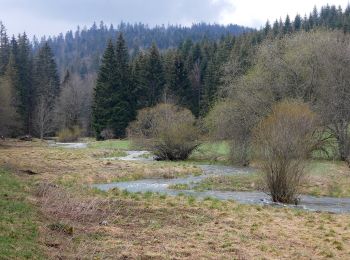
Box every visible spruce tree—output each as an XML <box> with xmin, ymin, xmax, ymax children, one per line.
<box><xmin>294</xmin><ymin>14</ymin><xmax>302</xmax><ymax>31</ymax></box>
<box><xmin>202</xmin><ymin>58</ymin><xmax>219</xmax><ymax>115</ymax></box>
<box><xmin>164</xmin><ymin>51</ymin><xmax>191</xmax><ymax>108</ymax></box>
<box><xmin>132</xmin><ymin>52</ymin><xmax>149</xmax><ymax>109</ymax></box>
<box><xmin>272</xmin><ymin>20</ymin><xmax>280</xmax><ymax>36</ymax></box>
<box><xmin>145</xmin><ymin>43</ymin><xmax>165</xmax><ymax>106</ymax></box>
<box><xmin>264</xmin><ymin>21</ymin><xmax>272</xmax><ymax>36</ymax></box>
<box><xmin>33</xmin><ymin>43</ymin><xmax>60</xmax><ymax>138</ymax></box>
<box><xmin>34</xmin><ymin>43</ymin><xmax>60</xmax><ymax>99</ymax></box>
<box><xmin>0</xmin><ymin>22</ymin><xmax>10</xmax><ymax>76</ymax></box>
<box><xmin>284</xmin><ymin>15</ymin><xmax>292</xmax><ymax>34</ymax></box>
<box><xmin>111</xmin><ymin>33</ymin><xmax>134</xmax><ymax>137</ymax></box>
<box><xmin>92</xmin><ymin>40</ymin><xmax>117</xmax><ymax>139</ymax></box>
<box><xmin>17</xmin><ymin>33</ymin><xmax>33</xmax><ymax>134</ymax></box>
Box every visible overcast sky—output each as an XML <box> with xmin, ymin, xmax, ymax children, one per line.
<box><xmin>0</xmin><ymin>0</ymin><xmax>349</xmax><ymax>37</ymax></box>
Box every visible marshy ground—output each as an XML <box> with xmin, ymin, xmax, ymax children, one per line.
<box><xmin>1</xmin><ymin>139</ymin><xmax>350</xmax><ymax>259</ymax></box>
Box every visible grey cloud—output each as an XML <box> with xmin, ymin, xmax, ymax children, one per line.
<box><xmin>0</xmin><ymin>0</ymin><xmax>235</xmax><ymax>36</ymax></box>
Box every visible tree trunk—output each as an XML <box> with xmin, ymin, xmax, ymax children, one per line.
<box><xmin>335</xmin><ymin>123</ymin><xmax>350</xmax><ymax>162</ymax></box>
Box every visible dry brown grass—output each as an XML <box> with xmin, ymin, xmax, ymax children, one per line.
<box><xmin>35</xmin><ymin>182</ymin><xmax>117</xmax><ymax>223</ymax></box>
<box><xmin>35</xmin><ymin>187</ymin><xmax>350</xmax><ymax>259</ymax></box>
<box><xmin>0</xmin><ymin>139</ymin><xmax>200</xmax><ymax>186</ymax></box>
<box><xmin>1</xmin><ymin>139</ymin><xmax>350</xmax><ymax>259</ymax></box>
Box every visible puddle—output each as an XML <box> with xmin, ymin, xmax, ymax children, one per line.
<box><xmin>117</xmin><ymin>151</ymin><xmax>153</xmax><ymax>161</ymax></box>
<box><xmin>48</xmin><ymin>141</ymin><xmax>87</xmax><ymax>149</ymax></box>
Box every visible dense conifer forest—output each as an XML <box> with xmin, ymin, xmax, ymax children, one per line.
<box><xmin>1</xmin><ymin>4</ymin><xmax>350</xmax><ymax>139</ymax></box>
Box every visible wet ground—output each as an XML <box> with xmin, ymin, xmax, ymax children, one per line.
<box><xmin>48</xmin><ymin>141</ymin><xmax>88</xmax><ymax>149</ymax></box>
<box><xmin>76</xmin><ymin>149</ymin><xmax>350</xmax><ymax>213</ymax></box>
<box><xmin>95</xmin><ymin>151</ymin><xmax>350</xmax><ymax>213</ymax></box>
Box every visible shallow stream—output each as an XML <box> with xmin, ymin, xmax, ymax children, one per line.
<box><xmin>78</xmin><ymin>150</ymin><xmax>350</xmax><ymax>213</ymax></box>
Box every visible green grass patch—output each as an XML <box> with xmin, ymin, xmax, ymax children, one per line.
<box><xmin>193</xmin><ymin>174</ymin><xmax>262</xmax><ymax>192</ymax></box>
<box><xmin>0</xmin><ymin>169</ymin><xmax>44</xmax><ymax>259</ymax></box>
<box><xmin>189</xmin><ymin>141</ymin><xmax>230</xmax><ymax>163</ymax></box>
<box><xmin>168</xmin><ymin>183</ymin><xmax>191</xmax><ymax>190</ymax></box>
<box><xmin>88</xmin><ymin>139</ymin><xmax>131</xmax><ymax>150</ymax></box>
<box><xmin>303</xmin><ymin>160</ymin><xmax>350</xmax><ymax>197</ymax></box>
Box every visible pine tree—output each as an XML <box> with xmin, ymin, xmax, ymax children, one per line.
<box><xmin>33</xmin><ymin>42</ymin><xmax>60</xmax><ymax>138</ymax></box>
<box><xmin>294</xmin><ymin>14</ymin><xmax>302</xmax><ymax>31</ymax></box>
<box><xmin>92</xmin><ymin>40</ymin><xmax>117</xmax><ymax>139</ymax></box>
<box><xmin>111</xmin><ymin>33</ymin><xmax>134</xmax><ymax>137</ymax></box>
<box><xmin>284</xmin><ymin>15</ymin><xmax>292</xmax><ymax>34</ymax></box>
<box><xmin>132</xmin><ymin>52</ymin><xmax>149</xmax><ymax>109</ymax></box>
<box><xmin>272</xmin><ymin>20</ymin><xmax>280</xmax><ymax>36</ymax></box>
<box><xmin>166</xmin><ymin>52</ymin><xmax>191</xmax><ymax>109</ymax></box>
<box><xmin>0</xmin><ymin>22</ymin><xmax>10</xmax><ymax>76</ymax></box>
<box><xmin>311</xmin><ymin>6</ymin><xmax>319</xmax><ymax>28</ymax></box>
<box><xmin>17</xmin><ymin>33</ymin><xmax>33</xmax><ymax>134</ymax></box>
<box><xmin>264</xmin><ymin>21</ymin><xmax>272</xmax><ymax>36</ymax></box>
<box><xmin>202</xmin><ymin>57</ymin><xmax>220</xmax><ymax>115</ymax></box>
<box><xmin>34</xmin><ymin>43</ymin><xmax>60</xmax><ymax>98</ymax></box>
<box><xmin>145</xmin><ymin>43</ymin><xmax>165</xmax><ymax>106</ymax></box>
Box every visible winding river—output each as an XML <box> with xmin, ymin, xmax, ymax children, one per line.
<box><xmin>93</xmin><ymin>151</ymin><xmax>350</xmax><ymax>214</ymax></box>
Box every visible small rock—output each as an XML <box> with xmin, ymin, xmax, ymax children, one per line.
<box><xmin>99</xmin><ymin>220</ymin><xmax>108</xmax><ymax>226</ymax></box>
<box><xmin>45</xmin><ymin>242</ymin><xmax>60</xmax><ymax>248</ymax></box>
<box><xmin>18</xmin><ymin>135</ymin><xmax>32</xmax><ymax>141</ymax></box>
<box><xmin>21</xmin><ymin>169</ymin><xmax>39</xmax><ymax>175</ymax></box>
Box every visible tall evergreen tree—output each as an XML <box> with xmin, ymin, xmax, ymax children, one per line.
<box><xmin>132</xmin><ymin>52</ymin><xmax>149</xmax><ymax>109</ymax></box>
<box><xmin>111</xmin><ymin>33</ymin><xmax>134</xmax><ymax>137</ymax></box>
<box><xmin>0</xmin><ymin>22</ymin><xmax>10</xmax><ymax>76</ymax></box>
<box><xmin>264</xmin><ymin>21</ymin><xmax>272</xmax><ymax>36</ymax></box>
<box><xmin>202</xmin><ymin>57</ymin><xmax>220</xmax><ymax>115</ymax></box>
<box><xmin>284</xmin><ymin>15</ymin><xmax>292</xmax><ymax>34</ymax></box>
<box><xmin>33</xmin><ymin>43</ymin><xmax>60</xmax><ymax>138</ymax></box>
<box><xmin>294</xmin><ymin>14</ymin><xmax>302</xmax><ymax>31</ymax></box>
<box><xmin>34</xmin><ymin>43</ymin><xmax>60</xmax><ymax>99</ymax></box>
<box><xmin>272</xmin><ymin>20</ymin><xmax>280</xmax><ymax>36</ymax></box>
<box><xmin>145</xmin><ymin>43</ymin><xmax>165</xmax><ymax>106</ymax></box>
<box><xmin>17</xmin><ymin>33</ymin><xmax>33</xmax><ymax>134</ymax></box>
<box><xmin>92</xmin><ymin>40</ymin><xmax>117</xmax><ymax>139</ymax></box>
<box><xmin>165</xmin><ymin>52</ymin><xmax>191</xmax><ymax>108</ymax></box>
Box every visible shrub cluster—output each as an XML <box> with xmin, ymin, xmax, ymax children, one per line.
<box><xmin>128</xmin><ymin>104</ymin><xmax>200</xmax><ymax>161</ymax></box>
<box><xmin>57</xmin><ymin>126</ymin><xmax>82</xmax><ymax>142</ymax></box>
<box><xmin>253</xmin><ymin>100</ymin><xmax>319</xmax><ymax>204</ymax></box>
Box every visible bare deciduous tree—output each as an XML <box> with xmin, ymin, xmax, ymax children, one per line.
<box><xmin>34</xmin><ymin>96</ymin><xmax>54</xmax><ymax>139</ymax></box>
<box><xmin>206</xmin><ymin>100</ymin><xmax>257</xmax><ymax>165</ymax></box>
<box><xmin>313</xmin><ymin>34</ymin><xmax>350</xmax><ymax>162</ymax></box>
<box><xmin>219</xmin><ymin>30</ymin><xmax>350</xmax><ymax>164</ymax></box>
<box><xmin>55</xmin><ymin>72</ymin><xmax>95</xmax><ymax>136</ymax></box>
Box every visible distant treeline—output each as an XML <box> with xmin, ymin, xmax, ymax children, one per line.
<box><xmin>39</xmin><ymin>22</ymin><xmax>251</xmax><ymax>77</ymax></box>
<box><xmin>1</xmin><ymin>4</ymin><xmax>350</xmax><ymax>139</ymax></box>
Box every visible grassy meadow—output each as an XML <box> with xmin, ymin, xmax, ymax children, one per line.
<box><xmin>0</xmin><ymin>139</ymin><xmax>350</xmax><ymax>259</ymax></box>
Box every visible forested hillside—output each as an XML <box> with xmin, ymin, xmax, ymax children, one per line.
<box><xmin>41</xmin><ymin>23</ymin><xmax>250</xmax><ymax>76</ymax></box>
<box><xmin>1</xmin><ymin>3</ymin><xmax>350</xmax><ymax>157</ymax></box>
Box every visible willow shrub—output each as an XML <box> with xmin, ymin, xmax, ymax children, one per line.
<box><xmin>128</xmin><ymin>104</ymin><xmax>200</xmax><ymax>161</ymax></box>
<box><xmin>253</xmin><ymin>100</ymin><xmax>319</xmax><ymax>204</ymax></box>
